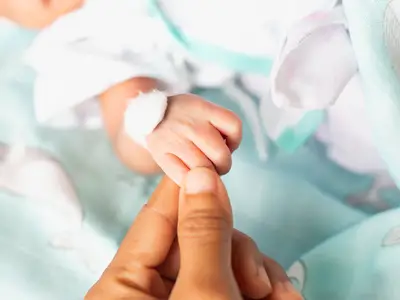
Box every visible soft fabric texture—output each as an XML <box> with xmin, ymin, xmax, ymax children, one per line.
<box><xmin>123</xmin><ymin>90</ymin><xmax>169</xmax><ymax>147</ymax></box>
<box><xmin>25</xmin><ymin>0</ymin><xmax>337</xmax><ymax>154</ymax></box>
<box><xmin>270</xmin><ymin>7</ymin><xmax>357</xmax><ymax>110</ymax></box>
<box><xmin>26</xmin><ymin>0</ymin><xmax>192</xmax><ymax>125</ymax></box>
<box><xmin>2</xmin><ymin>15</ymin><xmax>400</xmax><ymax>300</ymax></box>
<box><xmin>343</xmin><ymin>0</ymin><xmax>400</xmax><ymax>188</ymax></box>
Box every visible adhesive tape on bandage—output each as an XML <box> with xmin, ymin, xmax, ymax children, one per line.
<box><xmin>123</xmin><ymin>90</ymin><xmax>168</xmax><ymax>147</ymax></box>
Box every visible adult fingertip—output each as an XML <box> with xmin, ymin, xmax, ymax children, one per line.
<box><xmin>282</xmin><ymin>282</ymin><xmax>304</xmax><ymax>300</ymax></box>
<box><xmin>184</xmin><ymin>167</ymin><xmax>218</xmax><ymax>194</ymax></box>
<box><xmin>257</xmin><ymin>265</ymin><xmax>272</xmax><ymax>292</ymax></box>
<box><xmin>273</xmin><ymin>280</ymin><xmax>304</xmax><ymax>300</ymax></box>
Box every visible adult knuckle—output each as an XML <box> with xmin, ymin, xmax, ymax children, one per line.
<box><xmin>85</xmin><ymin>265</ymin><xmax>141</xmax><ymax>299</ymax></box>
<box><xmin>232</xmin><ymin>232</ymin><xmax>260</xmax><ymax>262</ymax></box>
<box><xmin>111</xmin><ymin>263</ymin><xmax>161</xmax><ymax>296</ymax></box>
<box><xmin>112</xmin><ymin>263</ymin><xmax>143</xmax><ymax>287</ymax></box>
<box><xmin>179</xmin><ymin>208</ymin><xmax>231</xmax><ymax>239</ymax></box>
<box><xmin>239</xmin><ymin>232</ymin><xmax>257</xmax><ymax>250</ymax></box>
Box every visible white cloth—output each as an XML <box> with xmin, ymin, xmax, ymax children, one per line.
<box><xmin>26</xmin><ymin>0</ymin><xmax>338</xmax><ymax>127</ymax></box>
<box><xmin>124</xmin><ymin>90</ymin><xmax>168</xmax><ymax>147</ymax></box>
<box><xmin>270</xmin><ymin>6</ymin><xmax>358</xmax><ymax>110</ymax></box>
<box><xmin>316</xmin><ymin>74</ymin><xmax>388</xmax><ymax>175</ymax></box>
<box><xmin>26</xmin><ymin>0</ymin><xmax>191</xmax><ymax>126</ymax></box>
<box><xmin>160</xmin><ymin>0</ymin><xmax>338</xmax><ymax>57</ymax></box>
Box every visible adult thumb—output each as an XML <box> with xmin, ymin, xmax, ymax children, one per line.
<box><xmin>173</xmin><ymin>168</ymin><xmax>239</xmax><ymax>297</ymax></box>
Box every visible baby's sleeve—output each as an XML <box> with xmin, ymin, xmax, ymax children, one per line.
<box><xmin>25</xmin><ymin>0</ymin><xmax>191</xmax><ymax>124</ymax></box>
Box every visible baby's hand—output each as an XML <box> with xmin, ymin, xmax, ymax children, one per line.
<box><xmin>146</xmin><ymin>94</ymin><xmax>242</xmax><ymax>185</ymax></box>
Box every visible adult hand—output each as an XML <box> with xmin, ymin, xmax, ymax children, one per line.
<box><xmin>86</xmin><ymin>168</ymin><xmax>302</xmax><ymax>299</ymax></box>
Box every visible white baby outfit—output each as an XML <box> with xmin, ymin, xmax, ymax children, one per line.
<box><xmin>26</xmin><ymin>0</ymin><xmax>393</xmax><ymax>187</ymax></box>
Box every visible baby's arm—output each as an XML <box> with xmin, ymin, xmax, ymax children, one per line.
<box><xmin>99</xmin><ymin>77</ymin><xmax>161</xmax><ymax>174</ymax></box>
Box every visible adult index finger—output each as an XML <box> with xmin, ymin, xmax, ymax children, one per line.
<box><xmin>111</xmin><ymin>175</ymin><xmax>179</xmax><ymax>269</ymax></box>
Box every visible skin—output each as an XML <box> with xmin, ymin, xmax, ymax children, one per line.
<box><xmin>146</xmin><ymin>93</ymin><xmax>242</xmax><ymax>185</ymax></box>
<box><xmin>100</xmin><ymin>78</ymin><xmax>242</xmax><ymax>184</ymax></box>
<box><xmin>99</xmin><ymin>78</ymin><xmax>162</xmax><ymax>175</ymax></box>
<box><xmin>0</xmin><ymin>0</ymin><xmax>83</xmax><ymax>28</ymax></box>
<box><xmin>86</xmin><ymin>168</ymin><xmax>303</xmax><ymax>300</ymax></box>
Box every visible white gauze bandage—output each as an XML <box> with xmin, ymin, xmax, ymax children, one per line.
<box><xmin>123</xmin><ymin>90</ymin><xmax>169</xmax><ymax>147</ymax></box>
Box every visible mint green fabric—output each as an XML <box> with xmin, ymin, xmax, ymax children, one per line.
<box><xmin>275</xmin><ymin>110</ymin><xmax>325</xmax><ymax>153</ymax></box>
<box><xmin>147</xmin><ymin>0</ymin><xmax>274</xmax><ymax>75</ymax></box>
<box><xmin>289</xmin><ymin>208</ymin><xmax>400</xmax><ymax>300</ymax></box>
<box><xmin>343</xmin><ymin>0</ymin><xmax>400</xmax><ymax>187</ymax></box>
<box><xmin>1</xmin><ymin>17</ymin><xmax>400</xmax><ymax>300</ymax></box>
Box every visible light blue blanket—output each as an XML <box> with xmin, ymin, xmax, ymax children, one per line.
<box><xmin>1</xmin><ymin>6</ymin><xmax>400</xmax><ymax>298</ymax></box>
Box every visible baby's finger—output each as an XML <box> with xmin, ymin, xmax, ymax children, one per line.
<box><xmin>154</xmin><ymin>152</ymin><xmax>189</xmax><ymax>186</ymax></box>
<box><xmin>190</xmin><ymin>123</ymin><xmax>232</xmax><ymax>175</ymax></box>
<box><xmin>171</xmin><ymin>141</ymin><xmax>215</xmax><ymax>171</ymax></box>
<box><xmin>111</xmin><ymin>176</ymin><xmax>179</xmax><ymax>267</ymax></box>
<box><xmin>147</xmin><ymin>131</ymin><xmax>190</xmax><ymax>185</ymax></box>
<box><xmin>209</xmin><ymin>108</ymin><xmax>242</xmax><ymax>152</ymax></box>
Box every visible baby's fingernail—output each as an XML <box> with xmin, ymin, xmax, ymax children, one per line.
<box><xmin>257</xmin><ymin>265</ymin><xmax>272</xmax><ymax>289</ymax></box>
<box><xmin>184</xmin><ymin>168</ymin><xmax>217</xmax><ymax>194</ymax></box>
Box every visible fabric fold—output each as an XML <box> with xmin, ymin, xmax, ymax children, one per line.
<box><xmin>271</xmin><ymin>6</ymin><xmax>358</xmax><ymax>110</ymax></box>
